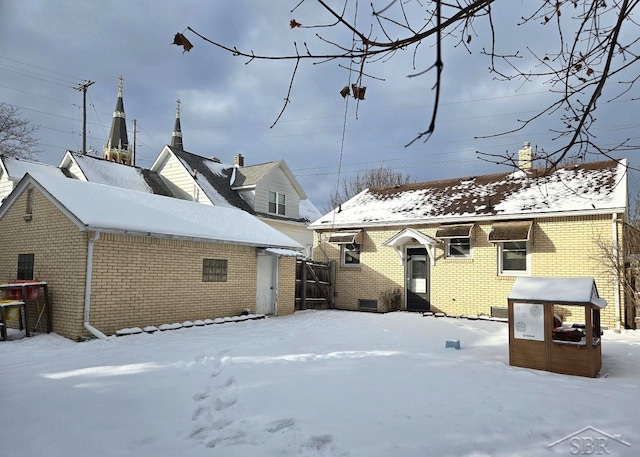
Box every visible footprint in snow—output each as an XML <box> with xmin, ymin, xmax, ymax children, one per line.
<box><xmin>265</xmin><ymin>418</ymin><xmax>297</xmax><ymax>433</ymax></box>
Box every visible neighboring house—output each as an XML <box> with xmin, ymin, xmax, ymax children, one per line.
<box><xmin>310</xmin><ymin>146</ymin><xmax>629</xmax><ymax>330</ymax></box>
<box><xmin>0</xmin><ymin>155</ymin><xmax>66</xmax><ymax>202</ymax></box>
<box><xmin>150</xmin><ymin>146</ymin><xmax>322</xmax><ymax>258</ymax></box>
<box><xmin>0</xmin><ymin>173</ymin><xmax>302</xmax><ymax>341</ymax></box>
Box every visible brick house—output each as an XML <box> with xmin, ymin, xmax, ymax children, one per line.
<box><xmin>0</xmin><ymin>172</ymin><xmax>302</xmax><ymax>341</ymax></box>
<box><xmin>310</xmin><ymin>149</ymin><xmax>629</xmax><ymax>329</ymax></box>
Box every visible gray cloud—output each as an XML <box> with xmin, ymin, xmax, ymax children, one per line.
<box><xmin>1</xmin><ymin>1</ymin><xmax>637</xmax><ymax>208</ymax></box>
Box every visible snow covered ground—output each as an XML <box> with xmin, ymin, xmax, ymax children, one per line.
<box><xmin>1</xmin><ymin>310</ymin><xmax>639</xmax><ymax>457</ymax></box>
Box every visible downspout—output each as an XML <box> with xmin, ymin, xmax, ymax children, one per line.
<box><xmin>612</xmin><ymin>213</ymin><xmax>622</xmax><ymax>332</ymax></box>
<box><xmin>84</xmin><ymin>231</ymin><xmax>108</xmax><ymax>339</ymax></box>
<box><xmin>273</xmin><ymin>256</ymin><xmax>279</xmax><ymax>316</ymax></box>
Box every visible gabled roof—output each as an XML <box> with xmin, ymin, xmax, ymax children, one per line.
<box><xmin>1</xmin><ymin>172</ymin><xmax>302</xmax><ymax>250</ymax></box>
<box><xmin>232</xmin><ymin>160</ymin><xmax>307</xmax><ymax>199</ymax></box>
<box><xmin>311</xmin><ymin>159</ymin><xmax>628</xmax><ymax>229</ymax></box>
<box><xmin>0</xmin><ymin>155</ymin><xmax>65</xmax><ymax>181</ymax></box>
<box><xmin>59</xmin><ymin>151</ymin><xmax>175</xmax><ymax>197</ymax></box>
<box><xmin>150</xmin><ymin>147</ymin><xmax>320</xmax><ymax>223</ymax></box>
<box><xmin>232</xmin><ymin>161</ymin><xmax>280</xmax><ymax>188</ymax></box>
<box><xmin>509</xmin><ymin>277</ymin><xmax>606</xmax><ymax>308</ymax></box>
<box><xmin>163</xmin><ymin>146</ymin><xmax>255</xmax><ymax>212</ymax></box>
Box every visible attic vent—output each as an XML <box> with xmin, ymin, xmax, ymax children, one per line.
<box><xmin>209</xmin><ymin>156</ymin><xmax>221</xmax><ymax>163</ymax></box>
<box><xmin>24</xmin><ymin>188</ymin><xmax>34</xmax><ymax>221</ymax></box>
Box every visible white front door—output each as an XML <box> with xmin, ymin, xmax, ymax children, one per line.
<box><xmin>256</xmin><ymin>255</ymin><xmax>277</xmax><ymax>315</ymax></box>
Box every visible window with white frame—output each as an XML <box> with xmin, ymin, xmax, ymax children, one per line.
<box><xmin>499</xmin><ymin>241</ymin><xmax>529</xmax><ymax>274</ymax></box>
<box><xmin>446</xmin><ymin>237</ymin><xmax>471</xmax><ymax>258</ymax></box>
<box><xmin>268</xmin><ymin>191</ymin><xmax>286</xmax><ymax>215</ymax></box>
<box><xmin>342</xmin><ymin>243</ymin><xmax>361</xmax><ymax>266</ymax></box>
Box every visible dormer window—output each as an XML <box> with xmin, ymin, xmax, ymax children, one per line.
<box><xmin>268</xmin><ymin>191</ymin><xmax>286</xmax><ymax>215</ymax></box>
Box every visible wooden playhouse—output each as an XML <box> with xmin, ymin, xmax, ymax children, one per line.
<box><xmin>507</xmin><ymin>277</ymin><xmax>606</xmax><ymax>378</ymax></box>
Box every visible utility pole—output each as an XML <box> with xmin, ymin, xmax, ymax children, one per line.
<box><xmin>132</xmin><ymin>119</ymin><xmax>137</xmax><ymax>167</ymax></box>
<box><xmin>74</xmin><ymin>80</ymin><xmax>95</xmax><ymax>154</ymax></box>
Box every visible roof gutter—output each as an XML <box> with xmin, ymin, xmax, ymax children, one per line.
<box><xmin>82</xmin><ymin>225</ymin><xmax>302</xmax><ymax>251</ymax></box>
<box><xmin>83</xmin><ymin>231</ymin><xmax>108</xmax><ymax>340</ymax></box>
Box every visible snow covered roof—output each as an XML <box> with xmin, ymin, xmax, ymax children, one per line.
<box><xmin>60</xmin><ymin>152</ymin><xmax>175</xmax><ymax>197</ymax></box>
<box><xmin>1</xmin><ymin>155</ymin><xmax>65</xmax><ymax>181</ymax></box>
<box><xmin>169</xmin><ymin>147</ymin><xmax>255</xmax><ymax>211</ymax></box>
<box><xmin>263</xmin><ymin>248</ymin><xmax>305</xmax><ymax>257</ymax></box>
<box><xmin>232</xmin><ymin>161</ymin><xmax>280</xmax><ymax>188</ymax></box>
<box><xmin>232</xmin><ymin>160</ymin><xmax>307</xmax><ymax>199</ymax></box>
<box><xmin>299</xmin><ymin>198</ymin><xmax>323</xmax><ymax>223</ymax></box>
<box><xmin>311</xmin><ymin>159</ymin><xmax>628</xmax><ymax>229</ymax></box>
<box><xmin>155</xmin><ymin>147</ymin><xmax>320</xmax><ymax>223</ymax></box>
<box><xmin>3</xmin><ymin>172</ymin><xmax>303</xmax><ymax>250</ymax></box>
<box><xmin>508</xmin><ymin>277</ymin><xmax>606</xmax><ymax>308</ymax></box>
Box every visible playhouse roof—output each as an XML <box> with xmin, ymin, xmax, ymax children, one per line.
<box><xmin>508</xmin><ymin>277</ymin><xmax>607</xmax><ymax>308</ymax></box>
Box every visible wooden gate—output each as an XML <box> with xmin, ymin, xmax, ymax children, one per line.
<box><xmin>295</xmin><ymin>259</ymin><xmax>335</xmax><ymax>310</ymax></box>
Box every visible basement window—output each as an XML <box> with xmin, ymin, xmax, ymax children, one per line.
<box><xmin>202</xmin><ymin>259</ymin><xmax>228</xmax><ymax>282</ymax></box>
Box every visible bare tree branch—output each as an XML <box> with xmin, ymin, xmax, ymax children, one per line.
<box><xmin>325</xmin><ymin>163</ymin><xmax>413</xmax><ymax>212</ymax></box>
<box><xmin>177</xmin><ymin>0</ymin><xmax>639</xmax><ymax>166</ymax></box>
<box><xmin>0</xmin><ymin>102</ymin><xmax>40</xmax><ymax>159</ymax></box>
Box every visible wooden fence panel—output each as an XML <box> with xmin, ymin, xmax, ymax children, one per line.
<box><xmin>295</xmin><ymin>259</ymin><xmax>335</xmax><ymax>310</ymax></box>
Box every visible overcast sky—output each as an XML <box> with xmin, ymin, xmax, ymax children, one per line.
<box><xmin>1</xmin><ymin>1</ymin><xmax>638</xmax><ymax>209</ymax></box>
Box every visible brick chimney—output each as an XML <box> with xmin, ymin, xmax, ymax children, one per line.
<box><xmin>234</xmin><ymin>153</ymin><xmax>244</xmax><ymax>167</ymax></box>
<box><xmin>518</xmin><ymin>142</ymin><xmax>533</xmax><ymax>171</ymax></box>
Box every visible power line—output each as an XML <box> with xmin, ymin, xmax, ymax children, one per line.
<box><xmin>0</xmin><ymin>55</ymin><xmax>83</xmax><ymax>84</ymax></box>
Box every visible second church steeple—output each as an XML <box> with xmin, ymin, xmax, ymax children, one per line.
<box><xmin>171</xmin><ymin>99</ymin><xmax>184</xmax><ymax>150</ymax></box>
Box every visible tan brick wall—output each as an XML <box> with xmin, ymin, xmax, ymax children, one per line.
<box><xmin>277</xmin><ymin>255</ymin><xmax>296</xmax><ymax>316</ymax></box>
<box><xmin>0</xmin><ymin>184</ymin><xmax>297</xmax><ymax>341</ymax></box>
<box><xmin>0</xmin><ymin>185</ymin><xmax>88</xmax><ymax>339</ymax></box>
<box><xmin>313</xmin><ymin>214</ymin><xmax>626</xmax><ymax>328</ymax></box>
<box><xmin>313</xmin><ymin>228</ymin><xmax>407</xmax><ymax>312</ymax></box>
<box><xmin>88</xmin><ymin>233</ymin><xmax>264</xmax><ymax>336</ymax></box>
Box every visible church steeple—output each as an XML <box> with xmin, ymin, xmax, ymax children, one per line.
<box><xmin>103</xmin><ymin>76</ymin><xmax>132</xmax><ymax>165</ymax></box>
<box><xmin>171</xmin><ymin>99</ymin><xmax>184</xmax><ymax>150</ymax></box>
